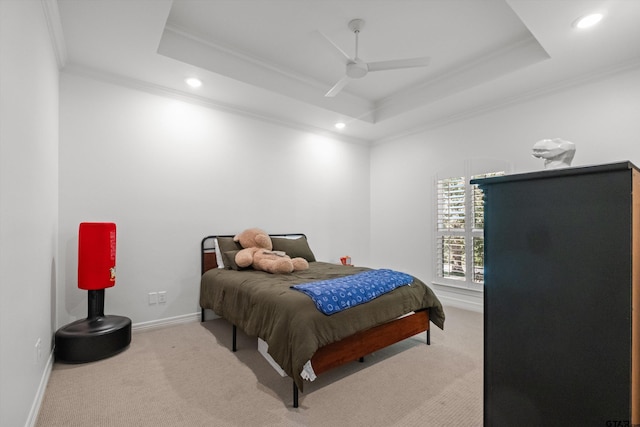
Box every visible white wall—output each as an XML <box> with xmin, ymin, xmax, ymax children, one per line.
<box><xmin>370</xmin><ymin>65</ymin><xmax>640</xmax><ymax>311</ymax></box>
<box><xmin>0</xmin><ymin>1</ymin><xmax>59</xmax><ymax>426</ymax></box>
<box><xmin>58</xmin><ymin>72</ymin><xmax>371</xmax><ymax>327</ymax></box>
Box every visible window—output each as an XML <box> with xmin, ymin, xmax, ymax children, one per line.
<box><xmin>434</xmin><ymin>162</ymin><xmax>505</xmax><ymax>291</ymax></box>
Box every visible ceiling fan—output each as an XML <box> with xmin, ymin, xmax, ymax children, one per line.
<box><xmin>321</xmin><ymin>19</ymin><xmax>430</xmax><ymax>97</ymax></box>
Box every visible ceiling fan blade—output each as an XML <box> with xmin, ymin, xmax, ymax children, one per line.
<box><xmin>315</xmin><ymin>30</ymin><xmax>353</xmax><ymax>64</ymax></box>
<box><xmin>325</xmin><ymin>76</ymin><xmax>350</xmax><ymax>97</ymax></box>
<box><xmin>366</xmin><ymin>57</ymin><xmax>431</xmax><ymax>72</ymax></box>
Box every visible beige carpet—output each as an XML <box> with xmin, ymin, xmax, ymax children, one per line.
<box><xmin>36</xmin><ymin>306</ymin><xmax>482</xmax><ymax>426</ymax></box>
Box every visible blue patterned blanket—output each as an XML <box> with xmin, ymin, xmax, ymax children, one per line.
<box><xmin>291</xmin><ymin>269</ymin><xmax>414</xmax><ymax>315</ymax></box>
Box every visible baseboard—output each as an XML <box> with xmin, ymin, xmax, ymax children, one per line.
<box><xmin>26</xmin><ymin>350</ymin><xmax>54</xmax><ymax>427</ymax></box>
<box><xmin>132</xmin><ymin>312</ymin><xmax>200</xmax><ymax>332</ymax></box>
<box><xmin>438</xmin><ymin>294</ymin><xmax>483</xmax><ymax>313</ymax></box>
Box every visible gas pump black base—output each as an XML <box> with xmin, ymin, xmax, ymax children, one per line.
<box><xmin>55</xmin><ymin>289</ymin><xmax>131</xmax><ymax>363</ymax></box>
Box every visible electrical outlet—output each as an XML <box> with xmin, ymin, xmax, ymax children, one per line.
<box><xmin>148</xmin><ymin>292</ymin><xmax>158</xmax><ymax>305</ymax></box>
<box><xmin>158</xmin><ymin>291</ymin><xmax>167</xmax><ymax>304</ymax></box>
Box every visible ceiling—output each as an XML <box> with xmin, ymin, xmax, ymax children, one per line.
<box><xmin>56</xmin><ymin>0</ymin><xmax>640</xmax><ymax>144</ymax></box>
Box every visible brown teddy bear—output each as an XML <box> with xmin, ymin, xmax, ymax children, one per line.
<box><xmin>234</xmin><ymin>228</ymin><xmax>309</xmax><ymax>274</ymax></box>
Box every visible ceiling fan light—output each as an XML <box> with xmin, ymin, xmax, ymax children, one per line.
<box><xmin>574</xmin><ymin>13</ymin><xmax>604</xmax><ymax>29</ymax></box>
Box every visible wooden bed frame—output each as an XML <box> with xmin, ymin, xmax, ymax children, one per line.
<box><xmin>200</xmin><ymin>235</ymin><xmax>431</xmax><ymax>408</ymax></box>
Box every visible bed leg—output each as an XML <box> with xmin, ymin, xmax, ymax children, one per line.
<box><xmin>426</xmin><ymin>329</ymin><xmax>431</xmax><ymax>345</ymax></box>
<box><xmin>200</xmin><ymin>308</ymin><xmax>205</xmax><ymax>322</ymax></box>
<box><xmin>293</xmin><ymin>382</ymin><xmax>299</xmax><ymax>408</ymax></box>
<box><xmin>232</xmin><ymin>325</ymin><xmax>237</xmax><ymax>352</ymax></box>
<box><xmin>359</xmin><ymin>357</ymin><xmax>364</xmax><ymax>363</ymax></box>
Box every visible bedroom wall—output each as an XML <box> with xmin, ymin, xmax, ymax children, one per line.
<box><xmin>58</xmin><ymin>72</ymin><xmax>371</xmax><ymax>328</ymax></box>
<box><xmin>370</xmin><ymin>64</ymin><xmax>640</xmax><ymax>312</ymax></box>
<box><xmin>0</xmin><ymin>1</ymin><xmax>59</xmax><ymax>426</ymax></box>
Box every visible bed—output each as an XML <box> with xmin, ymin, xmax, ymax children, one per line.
<box><xmin>199</xmin><ymin>234</ymin><xmax>445</xmax><ymax>407</ymax></box>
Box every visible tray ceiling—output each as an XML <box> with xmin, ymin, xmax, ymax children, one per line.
<box><xmin>57</xmin><ymin>0</ymin><xmax>640</xmax><ymax>143</ymax></box>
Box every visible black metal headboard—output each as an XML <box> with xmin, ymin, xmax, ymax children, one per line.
<box><xmin>200</xmin><ymin>233</ymin><xmax>307</xmax><ymax>276</ymax></box>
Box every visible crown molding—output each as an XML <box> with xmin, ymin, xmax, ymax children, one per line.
<box><xmin>62</xmin><ymin>63</ymin><xmax>372</xmax><ymax>146</ymax></box>
<box><xmin>374</xmin><ymin>57</ymin><xmax>640</xmax><ymax>146</ymax></box>
<box><xmin>60</xmin><ymin>55</ymin><xmax>639</xmax><ymax>149</ymax></box>
<box><xmin>41</xmin><ymin>0</ymin><xmax>67</xmax><ymax>69</ymax></box>
<box><xmin>164</xmin><ymin>23</ymin><xmax>330</xmax><ymax>92</ymax></box>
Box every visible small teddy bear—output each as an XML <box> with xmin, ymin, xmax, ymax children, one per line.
<box><xmin>234</xmin><ymin>228</ymin><xmax>309</xmax><ymax>274</ymax></box>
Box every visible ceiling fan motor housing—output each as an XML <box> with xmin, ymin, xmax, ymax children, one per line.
<box><xmin>346</xmin><ymin>60</ymin><xmax>368</xmax><ymax>78</ymax></box>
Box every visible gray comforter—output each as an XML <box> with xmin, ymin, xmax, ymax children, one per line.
<box><xmin>199</xmin><ymin>261</ymin><xmax>445</xmax><ymax>391</ymax></box>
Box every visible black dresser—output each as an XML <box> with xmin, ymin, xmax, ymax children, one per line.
<box><xmin>472</xmin><ymin>161</ymin><xmax>640</xmax><ymax>426</ymax></box>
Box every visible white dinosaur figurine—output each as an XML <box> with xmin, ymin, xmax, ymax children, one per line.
<box><xmin>532</xmin><ymin>138</ymin><xmax>576</xmax><ymax>169</ymax></box>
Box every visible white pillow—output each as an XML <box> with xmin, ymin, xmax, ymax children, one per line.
<box><xmin>214</xmin><ymin>238</ymin><xmax>225</xmax><ymax>269</ymax></box>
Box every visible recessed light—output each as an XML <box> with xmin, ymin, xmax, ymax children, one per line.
<box><xmin>335</xmin><ymin>122</ymin><xmax>346</xmax><ymax>129</ymax></box>
<box><xmin>574</xmin><ymin>13</ymin><xmax>604</xmax><ymax>29</ymax></box>
<box><xmin>185</xmin><ymin>77</ymin><xmax>202</xmax><ymax>88</ymax></box>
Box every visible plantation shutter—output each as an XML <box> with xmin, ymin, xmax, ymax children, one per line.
<box><xmin>434</xmin><ymin>169</ymin><xmax>504</xmax><ymax>288</ymax></box>
<box><xmin>436</xmin><ymin>177</ymin><xmax>466</xmax><ymax>281</ymax></box>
